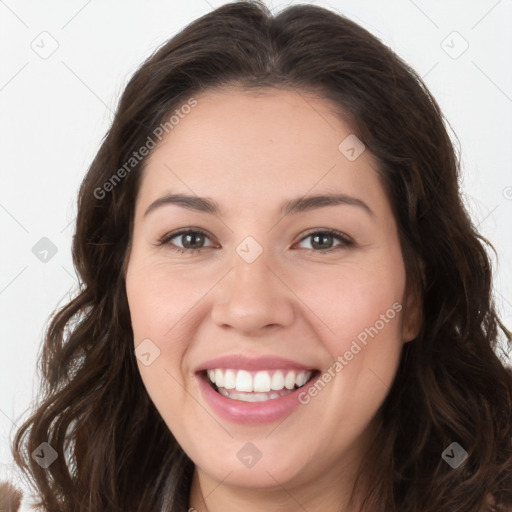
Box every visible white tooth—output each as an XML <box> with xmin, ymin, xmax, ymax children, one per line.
<box><xmin>295</xmin><ymin>371</ymin><xmax>312</xmax><ymax>387</ymax></box>
<box><xmin>253</xmin><ymin>371</ymin><xmax>271</xmax><ymax>392</ymax></box>
<box><xmin>284</xmin><ymin>370</ymin><xmax>296</xmax><ymax>390</ymax></box>
<box><xmin>212</xmin><ymin>368</ymin><xmax>313</xmax><ymax>394</ymax></box>
<box><xmin>223</xmin><ymin>369</ymin><xmax>236</xmax><ymax>389</ymax></box>
<box><xmin>215</xmin><ymin>369</ymin><xmax>224</xmax><ymax>388</ymax></box>
<box><xmin>217</xmin><ymin>387</ymin><xmax>229</xmax><ymax>398</ymax></box>
<box><xmin>270</xmin><ymin>370</ymin><xmax>285</xmax><ymax>390</ymax></box>
<box><xmin>235</xmin><ymin>370</ymin><xmax>253</xmax><ymax>392</ymax></box>
<box><xmin>218</xmin><ymin>389</ymin><xmax>295</xmax><ymax>402</ymax></box>
<box><xmin>237</xmin><ymin>393</ymin><xmax>268</xmax><ymax>402</ymax></box>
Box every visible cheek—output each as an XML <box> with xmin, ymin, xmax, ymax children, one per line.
<box><xmin>126</xmin><ymin>260</ymin><xmax>207</xmax><ymax>345</ymax></box>
<box><xmin>290</xmin><ymin>259</ymin><xmax>405</xmax><ymax>407</ymax></box>
<box><xmin>311</xmin><ymin>281</ymin><xmax>404</xmax><ymax>428</ymax></box>
<box><xmin>290</xmin><ymin>257</ymin><xmax>405</xmax><ymax>345</ymax></box>
<box><xmin>125</xmin><ymin>259</ymin><xmax>225</xmax><ymax>414</ymax></box>
<box><xmin>125</xmin><ymin>261</ymin><xmax>195</xmax><ymax>401</ymax></box>
<box><xmin>125</xmin><ymin>262</ymin><xmax>200</xmax><ymax>430</ymax></box>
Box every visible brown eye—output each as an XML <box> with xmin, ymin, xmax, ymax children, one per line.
<box><xmin>158</xmin><ymin>229</ymin><xmax>215</xmax><ymax>253</ymax></box>
<box><xmin>178</xmin><ymin>232</ymin><xmax>206</xmax><ymax>249</ymax></box>
<box><xmin>296</xmin><ymin>229</ymin><xmax>353</xmax><ymax>253</ymax></box>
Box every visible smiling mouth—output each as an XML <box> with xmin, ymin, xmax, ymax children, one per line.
<box><xmin>201</xmin><ymin>368</ymin><xmax>320</xmax><ymax>402</ymax></box>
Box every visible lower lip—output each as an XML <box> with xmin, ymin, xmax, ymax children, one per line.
<box><xmin>196</xmin><ymin>372</ymin><xmax>320</xmax><ymax>425</ymax></box>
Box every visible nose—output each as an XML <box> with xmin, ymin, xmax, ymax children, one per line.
<box><xmin>210</xmin><ymin>250</ymin><xmax>295</xmax><ymax>336</ymax></box>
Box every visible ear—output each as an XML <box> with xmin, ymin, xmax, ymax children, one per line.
<box><xmin>402</xmin><ymin>282</ymin><xmax>422</xmax><ymax>343</ymax></box>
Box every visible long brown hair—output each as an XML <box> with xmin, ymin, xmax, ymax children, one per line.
<box><xmin>12</xmin><ymin>1</ymin><xmax>512</xmax><ymax>510</ymax></box>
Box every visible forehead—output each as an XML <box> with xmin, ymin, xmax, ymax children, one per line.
<box><xmin>137</xmin><ymin>87</ymin><xmax>387</xmax><ymax>218</ymax></box>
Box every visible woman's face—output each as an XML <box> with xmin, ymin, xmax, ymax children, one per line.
<box><xmin>125</xmin><ymin>87</ymin><xmax>419</xmax><ymax>504</ymax></box>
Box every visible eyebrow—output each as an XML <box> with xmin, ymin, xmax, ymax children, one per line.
<box><xmin>144</xmin><ymin>192</ymin><xmax>374</xmax><ymax>218</ymax></box>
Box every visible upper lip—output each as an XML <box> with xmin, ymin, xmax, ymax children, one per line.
<box><xmin>195</xmin><ymin>355</ymin><xmax>318</xmax><ymax>373</ymax></box>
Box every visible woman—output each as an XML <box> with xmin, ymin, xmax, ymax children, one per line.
<box><xmin>11</xmin><ymin>1</ymin><xmax>512</xmax><ymax>511</ymax></box>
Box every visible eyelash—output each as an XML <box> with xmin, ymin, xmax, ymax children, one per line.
<box><xmin>157</xmin><ymin>228</ymin><xmax>354</xmax><ymax>255</ymax></box>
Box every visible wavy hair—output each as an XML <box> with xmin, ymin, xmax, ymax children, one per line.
<box><xmin>12</xmin><ymin>1</ymin><xmax>512</xmax><ymax>510</ymax></box>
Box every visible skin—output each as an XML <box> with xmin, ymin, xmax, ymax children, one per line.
<box><xmin>125</xmin><ymin>87</ymin><xmax>420</xmax><ymax>512</ymax></box>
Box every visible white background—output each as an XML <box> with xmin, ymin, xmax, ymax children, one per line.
<box><xmin>1</xmin><ymin>0</ymin><xmax>511</xmax><ymax>508</ymax></box>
